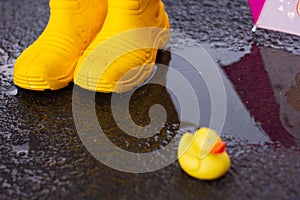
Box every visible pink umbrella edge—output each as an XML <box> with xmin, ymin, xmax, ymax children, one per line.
<box><xmin>248</xmin><ymin>0</ymin><xmax>266</xmax><ymax>24</ymax></box>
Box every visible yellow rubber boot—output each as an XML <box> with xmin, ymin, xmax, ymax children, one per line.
<box><xmin>14</xmin><ymin>0</ymin><xmax>108</xmax><ymax>90</ymax></box>
<box><xmin>74</xmin><ymin>0</ymin><xmax>170</xmax><ymax>93</ymax></box>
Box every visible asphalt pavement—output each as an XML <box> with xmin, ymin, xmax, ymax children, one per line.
<box><xmin>1</xmin><ymin>0</ymin><xmax>300</xmax><ymax>199</ymax></box>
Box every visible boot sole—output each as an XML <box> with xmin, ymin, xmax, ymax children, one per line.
<box><xmin>14</xmin><ymin>70</ymin><xmax>74</xmax><ymax>91</ymax></box>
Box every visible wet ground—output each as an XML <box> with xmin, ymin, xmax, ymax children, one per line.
<box><xmin>1</xmin><ymin>0</ymin><xmax>300</xmax><ymax>199</ymax></box>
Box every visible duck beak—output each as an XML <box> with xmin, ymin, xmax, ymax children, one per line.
<box><xmin>210</xmin><ymin>140</ymin><xmax>227</xmax><ymax>154</ymax></box>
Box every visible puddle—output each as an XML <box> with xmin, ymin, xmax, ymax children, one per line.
<box><xmin>166</xmin><ymin>32</ymin><xmax>272</xmax><ymax>145</ymax></box>
<box><xmin>166</xmin><ymin>48</ymin><xmax>271</xmax><ymax>145</ymax></box>
<box><xmin>223</xmin><ymin>44</ymin><xmax>300</xmax><ymax>147</ymax></box>
<box><xmin>167</xmin><ymin>35</ymin><xmax>300</xmax><ymax>147</ymax></box>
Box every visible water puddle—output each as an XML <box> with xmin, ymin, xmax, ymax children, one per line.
<box><xmin>163</xmin><ymin>47</ymin><xmax>271</xmax><ymax>145</ymax></box>
<box><xmin>223</xmin><ymin>44</ymin><xmax>300</xmax><ymax>147</ymax></box>
<box><xmin>165</xmin><ymin>32</ymin><xmax>271</xmax><ymax>145</ymax></box>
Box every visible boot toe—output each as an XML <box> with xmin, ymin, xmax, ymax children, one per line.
<box><xmin>14</xmin><ymin>47</ymin><xmax>76</xmax><ymax>90</ymax></box>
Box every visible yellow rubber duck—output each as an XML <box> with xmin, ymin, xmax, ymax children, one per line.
<box><xmin>178</xmin><ymin>127</ymin><xmax>231</xmax><ymax>180</ymax></box>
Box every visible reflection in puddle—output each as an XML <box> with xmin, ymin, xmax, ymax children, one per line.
<box><xmin>285</xmin><ymin>73</ymin><xmax>300</xmax><ymax>111</ymax></box>
<box><xmin>260</xmin><ymin>47</ymin><xmax>300</xmax><ymax>145</ymax></box>
<box><xmin>223</xmin><ymin>45</ymin><xmax>300</xmax><ymax>147</ymax></box>
<box><xmin>166</xmin><ymin>48</ymin><xmax>270</xmax><ymax>145</ymax></box>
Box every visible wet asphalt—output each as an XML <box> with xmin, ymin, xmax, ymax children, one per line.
<box><xmin>1</xmin><ymin>0</ymin><xmax>300</xmax><ymax>199</ymax></box>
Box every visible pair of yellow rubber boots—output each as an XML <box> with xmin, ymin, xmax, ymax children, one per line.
<box><xmin>14</xmin><ymin>0</ymin><xmax>170</xmax><ymax>93</ymax></box>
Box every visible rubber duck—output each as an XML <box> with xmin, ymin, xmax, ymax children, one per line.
<box><xmin>178</xmin><ymin>127</ymin><xmax>230</xmax><ymax>180</ymax></box>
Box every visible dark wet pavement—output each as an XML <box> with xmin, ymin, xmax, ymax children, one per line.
<box><xmin>1</xmin><ymin>0</ymin><xmax>300</xmax><ymax>199</ymax></box>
